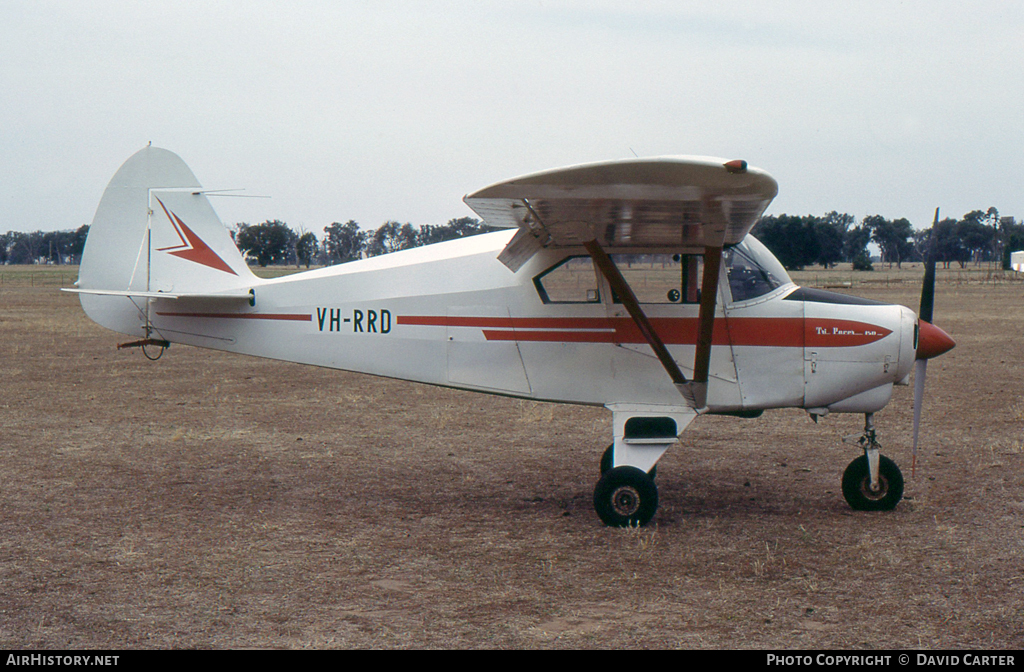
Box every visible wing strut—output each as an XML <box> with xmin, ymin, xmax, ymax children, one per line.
<box><xmin>584</xmin><ymin>239</ymin><xmax>688</xmax><ymax>388</ymax></box>
<box><xmin>687</xmin><ymin>244</ymin><xmax>723</xmax><ymax>409</ymax></box>
<box><xmin>584</xmin><ymin>239</ymin><xmax>721</xmax><ymax>409</ymax></box>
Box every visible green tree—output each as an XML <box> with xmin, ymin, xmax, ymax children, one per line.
<box><xmin>843</xmin><ymin>223</ymin><xmax>872</xmax><ymax>265</ymax></box>
<box><xmin>69</xmin><ymin>224</ymin><xmax>89</xmax><ymax>264</ymax></box>
<box><xmin>418</xmin><ymin>217</ymin><xmax>491</xmax><ymax>245</ymax></box>
<box><xmin>323</xmin><ymin>220</ymin><xmax>366</xmax><ymax>264</ymax></box>
<box><xmin>999</xmin><ymin>217</ymin><xmax>1024</xmax><ymax>270</ymax></box>
<box><xmin>5</xmin><ymin>231</ymin><xmax>45</xmax><ymax>264</ymax></box>
<box><xmin>933</xmin><ymin>217</ymin><xmax>968</xmax><ymax>268</ymax></box>
<box><xmin>368</xmin><ymin>221</ymin><xmax>417</xmax><ymax>257</ymax></box>
<box><xmin>296</xmin><ymin>231</ymin><xmax>319</xmax><ymax>268</ymax></box>
<box><xmin>235</xmin><ymin>220</ymin><xmax>296</xmax><ymax>267</ymax></box>
<box><xmin>751</xmin><ymin>215</ymin><xmax>819</xmax><ymax>270</ymax></box>
<box><xmin>1000</xmin><ymin>218</ymin><xmax>1024</xmax><ymax>270</ymax></box>
<box><xmin>41</xmin><ymin>227</ymin><xmax>88</xmax><ymax>264</ymax></box>
<box><xmin>815</xmin><ymin>212</ymin><xmax>853</xmax><ymax>268</ymax></box>
<box><xmin>912</xmin><ymin>227</ymin><xmax>934</xmax><ymax>262</ymax></box>
<box><xmin>866</xmin><ymin>215</ymin><xmax>913</xmax><ymax>268</ymax></box>
<box><xmin>851</xmin><ymin>250</ymin><xmax>874</xmax><ymax>271</ymax></box>
<box><xmin>958</xmin><ymin>210</ymin><xmax>995</xmax><ymax>265</ymax></box>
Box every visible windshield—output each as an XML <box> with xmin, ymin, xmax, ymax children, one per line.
<box><xmin>725</xmin><ymin>235</ymin><xmax>792</xmax><ymax>303</ymax></box>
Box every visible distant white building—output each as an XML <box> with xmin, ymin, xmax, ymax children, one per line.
<box><xmin>1012</xmin><ymin>250</ymin><xmax>1024</xmax><ymax>273</ymax></box>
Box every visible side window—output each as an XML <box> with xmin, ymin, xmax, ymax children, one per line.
<box><xmin>725</xmin><ymin>247</ymin><xmax>783</xmax><ymax>303</ymax></box>
<box><xmin>610</xmin><ymin>254</ymin><xmax>703</xmax><ymax>304</ymax></box>
<box><xmin>535</xmin><ymin>256</ymin><xmax>601</xmax><ymax>304</ymax></box>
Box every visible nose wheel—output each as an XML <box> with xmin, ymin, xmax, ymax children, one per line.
<box><xmin>841</xmin><ymin>413</ymin><xmax>904</xmax><ymax>511</ymax></box>
<box><xmin>842</xmin><ymin>454</ymin><xmax>904</xmax><ymax>510</ymax></box>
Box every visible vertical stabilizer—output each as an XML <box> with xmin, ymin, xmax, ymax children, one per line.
<box><xmin>77</xmin><ymin>146</ymin><xmax>256</xmax><ymax>337</ymax></box>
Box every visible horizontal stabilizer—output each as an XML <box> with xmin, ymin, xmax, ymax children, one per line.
<box><xmin>63</xmin><ymin>288</ymin><xmax>253</xmax><ymax>301</ymax></box>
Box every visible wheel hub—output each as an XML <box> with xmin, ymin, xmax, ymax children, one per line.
<box><xmin>610</xmin><ymin>485</ymin><xmax>641</xmax><ymax>516</ymax></box>
<box><xmin>859</xmin><ymin>475</ymin><xmax>889</xmax><ymax>501</ymax></box>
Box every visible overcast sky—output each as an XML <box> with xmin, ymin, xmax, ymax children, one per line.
<box><xmin>2</xmin><ymin>1</ymin><xmax>1021</xmax><ymax>236</ymax></box>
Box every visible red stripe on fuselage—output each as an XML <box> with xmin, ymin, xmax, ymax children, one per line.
<box><xmin>398</xmin><ymin>315</ymin><xmax>891</xmax><ymax>348</ymax></box>
<box><xmin>156</xmin><ymin>312</ymin><xmax>311</xmax><ymax>321</ymax></box>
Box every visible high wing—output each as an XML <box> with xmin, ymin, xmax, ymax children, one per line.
<box><xmin>463</xmin><ymin>156</ymin><xmax>778</xmax><ymax>271</ymax></box>
<box><xmin>464</xmin><ymin>156</ymin><xmax>779</xmax><ymax>410</ymax></box>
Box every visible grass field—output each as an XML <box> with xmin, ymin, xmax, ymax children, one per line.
<box><xmin>1</xmin><ymin>263</ymin><xmax>1022</xmax><ymax>649</ymax></box>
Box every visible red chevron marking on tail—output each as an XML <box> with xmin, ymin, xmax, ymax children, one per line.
<box><xmin>154</xmin><ymin>197</ymin><xmax>237</xmax><ymax>275</ymax></box>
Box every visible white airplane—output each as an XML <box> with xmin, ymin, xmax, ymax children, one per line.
<box><xmin>67</xmin><ymin>146</ymin><xmax>956</xmax><ymax>526</ymax></box>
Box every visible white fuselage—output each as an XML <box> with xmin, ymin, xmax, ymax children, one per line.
<box><xmin>122</xmin><ymin>229</ymin><xmax>915</xmax><ymax>415</ymax></box>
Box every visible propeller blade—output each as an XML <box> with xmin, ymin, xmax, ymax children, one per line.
<box><xmin>912</xmin><ymin>358</ymin><xmax>928</xmax><ymax>476</ymax></box>
<box><xmin>919</xmin><ymin>207</ymin><xmax>939</xmax><ymax>323</ymax></box>
<box><xmin>911</xmin><ymin>207</ymin><xmax>948</xmax><ymax>478</ymax></box>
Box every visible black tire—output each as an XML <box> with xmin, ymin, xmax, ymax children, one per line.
<box><xmin>600</xmin><ymin>444</ymin><xmax>657</xmax><ymax>479</ymax></box>
<box><xmin>593</xmin><ymin>466</ymin><xmax>659</xmax><ymax>527</ymax></box>
<box><xmin>841</xmin><ymin>454</ymin><xmax>904</xmax><ymax>511</ymax></box>
<box><xmin>600</xmin><ymin>444</ymin><xmax>614</xmax><ymax>475</ymax></box>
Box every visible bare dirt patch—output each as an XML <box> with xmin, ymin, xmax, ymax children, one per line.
<box><xmin>1</xmin><ymin>267</ymin><xmax>1022</xmax><ymax>649</ymax></box>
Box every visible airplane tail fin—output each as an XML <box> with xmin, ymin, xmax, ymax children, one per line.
<box><xmin>74</xmin><ymin>146</ymin><xmax>257</xmax><ymax>338</ymax></box>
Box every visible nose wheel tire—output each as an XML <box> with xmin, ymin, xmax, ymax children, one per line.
<box><xmin>593</xmin><ymin>466</ymin><xmax>658</xmax><ymax>527</ymax></box>
<box><xmin>841</xmin><ymin>454</ymin><xmax>904</xmax><ymax>511</ymax></box>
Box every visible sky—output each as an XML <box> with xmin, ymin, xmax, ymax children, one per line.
<box><xmin>2</xmin><ymin>1</ymin><xmax>1022</xmax><ymax>236</ymax></box>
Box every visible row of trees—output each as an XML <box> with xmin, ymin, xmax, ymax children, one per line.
<box><xmin>234</xmin><ymin>207</ymin><xmax>1024</xmax><ymax>271</ymax></box>
<box><xmin>0</xmin><ymin>217</ymin><xmax>494</xmax><ymax>268</ymax></box>
<box><xmin>5</xmin><ymin>209</ymin><xmax>1023</xmax><ymax>271</ymax></box>
<box><xmin>234</xmin><ymin>216</ymin><xmax>496</xmax><ymax>267</ymax></box>
<box><xmin>0</xmin><ymin>226</ymin><xmax>89</xmax><ymax>265</ymax></box>
<box><xmin>752</xmin><ymin>208</ymin><xmax>1023</xmax><ymax>271</ymax></box>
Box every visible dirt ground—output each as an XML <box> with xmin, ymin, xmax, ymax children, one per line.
<box><xmin>1</xmin><ymin>266</ymin><xmax>1022</xmax><ymax>649</ymax></box>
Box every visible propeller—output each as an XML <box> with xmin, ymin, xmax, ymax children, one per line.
<box><xmin>912</xmin><ymin>208</ymin><xmax>957</xmax><ymax>474</ymax></box>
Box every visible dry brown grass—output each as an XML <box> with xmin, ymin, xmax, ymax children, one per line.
<box><xmin>0</xmin><ymin>265</ymin><xmax>1022</xmax><ymax>649</ymax></box>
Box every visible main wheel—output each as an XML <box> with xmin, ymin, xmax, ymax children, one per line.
<box><xmin>841</xmin><ymin>454</ymin><xmax>904</xmax><ymax>511</ymax></box>
<box><xmin>600</xmin><ymin>444</ymin><xmax>614</xmax><ymax>474</ymax></box>
<box><xmin>593</xmin><ymin>466</ymin><xmax>659</xmax><ymax>527</ymax></box>
<box><xmin>600</xmin><ymin>444</ymin><xmax>657</xmax><ymax>479</ymax></box>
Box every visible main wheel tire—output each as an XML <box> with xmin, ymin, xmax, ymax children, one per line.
<box><xmin>600</xmin><ymin>444</ymin><xmax>614</xmax><ymax>475</ymax></box>
<box><xmin>600</xmin><ymin>444</ymin><xmax>657</xmax><ymax>479</ymax></box>
<box><xmin>593</xmin><ymin>466</ymin><xmax>659</xmax><ymax>527</ymax></box>
<box><xmin>841</xmin><ymin>454</ymin><xmax>904</xmax><ymax>511</ymax></box>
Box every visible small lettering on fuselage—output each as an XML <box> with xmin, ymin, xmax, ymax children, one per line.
<box><xmin>316</xmin><ymin>308</ymin><xmax>391</xmax><ymax>334</ymax></box>
<box><xmin>815</xmin><ymin>326</ymin><xmax>878</xmax><ymax>337</ymax></box>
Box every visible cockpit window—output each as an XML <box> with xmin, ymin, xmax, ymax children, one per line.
<box><xmin>534</xmin><ymin>256</ymin><xmax>601</xmax><ymax>303</ymax></box>
<box><xmin>725</xmin><ymin>236</ymin><xmax>792</xmax><ymax>303</ymax></box>
<box><xmin>535</xmin><ymin>236</ymin><xmax>791</xmax><ymax>306</ymax></box>
<box><xmin>610</xmin><ymin>254</ymin><xmax>703</xmax><ymax>304</ymax></box>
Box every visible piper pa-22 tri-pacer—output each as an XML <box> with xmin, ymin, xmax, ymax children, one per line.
<box><xmin>68</xmin><ymin>147</ymin><xmax>956</xmax><ymax>527</ymax></box>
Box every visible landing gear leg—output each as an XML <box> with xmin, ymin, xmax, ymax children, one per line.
<box><xmin>841</xmin><ymin>413</ymin><xmax>904</xmax><ymax>511</ymax></box>
<box><xmin>592</xmin><ymin>407</ymin><xmax>696</xmax><ymax>527</ymax></box>
<box><xmin>600</xmin><ymin>444</ymin><xmax>657</xmax><ymax>479</ymax></box>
